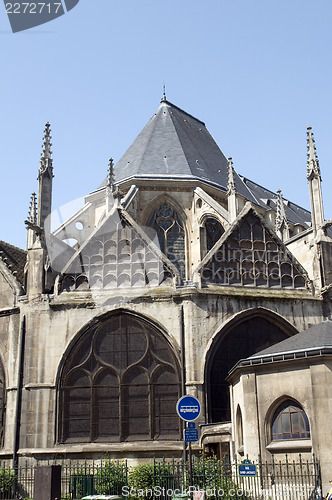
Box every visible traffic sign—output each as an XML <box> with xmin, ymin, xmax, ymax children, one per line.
<box><xmin>184</xmin><ymin>428</ymin><xmax>199</xmax><ymax>442</ymax></box>
<box><xmin>238</xmin><ymin>459</ymin><xmax>257</xmax><ymax>477</ymax></box>
<box><xmin>176</xmin><ymin>395</ymin><xmax>201</xmax><ymax>421</ymax></box>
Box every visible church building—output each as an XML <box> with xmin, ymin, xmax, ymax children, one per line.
<box><xmin>0</xmin><ymin>95</ymin><xmax>331</xmax><ymax>489</ymax></box>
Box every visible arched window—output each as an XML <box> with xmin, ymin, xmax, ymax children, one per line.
<box><xmin>200</xmin><ymin>217</ymin><xmax>224</xmax><ymax>259</ymax></box>
<box><xmin>59</xmin><ymin>312</ymin><xmax>181</xmax><ymax>443</ymax></box>
<box><xmin>148</xmin><ymin>202</ymin><xmax>185</xmax><ymax>279</ymax></box>
<box><xmin>236</xmin><ymin>406</ymin><xmax>244</xmax><ymax>453</ymax></box>
<box><xmin>205</xmin><ymin>217</ymin><xmax>224</xmax><ymax>253</ymax></box>
<box><xmin>272</xmin><ymin>400</ymin><xmax>310</xmax><ymax>440</ymax></box>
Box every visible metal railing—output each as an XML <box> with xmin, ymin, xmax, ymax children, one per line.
<box><xmin>0</xmin><ymin>454</ymin><xmax>321</xmax><ymax>500</ymax></box>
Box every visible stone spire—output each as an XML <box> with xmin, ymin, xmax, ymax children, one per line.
<box><xmin>275</xmin><ymin>189</ymin><xmax>289</xmax><ymax>240</ymax></box>
<box><xmin>227</xmin><ymin>157</ymin><xmax>236</xmax><ymax>195</ymax></box>
<box><xmin>38</xmin><ymin>122</ymin><xmax>53</xmax><ymax>179</ymax></box>
<box><xmin>26</xmin><ymin>192</ymin><xmax>38</xmax><ymax>250</ymax></box>
<box><xmin>307</xmin><ymin>126</ymin><xmax>321</xmax><ymax>180</ymax></box>
<box><xmin>227</xmin><ymin>157</ymin><xmax>237</xmax><ymax>222</ymax></box>
<box><xmin>37</xmin><ymin>122</ymin><xmax>54</xmax><ymax>234</ymax></box>
<box><xmin>27</xmin><ymin>192</ymin><xmax>37</xmax><ymax>224</ymax></box>
<box><xmin>306</xmin><ymin>126</ymin><xmax>324</xmax><ymax>234</ymax></box>
<box><xmin>107</xmin><ymin>158</ymin><xmax>115</xmax><ymax>191</ymax></box>
<box><xmin>106</xmin><ymin>158</ymin><xmax>115</xmax><ymax>214</ymax></box>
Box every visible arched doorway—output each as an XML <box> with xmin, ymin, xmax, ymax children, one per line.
<box><xmin>207</xmin><ymin>313</ymin><xmax>295</xmax><ymax>423</ymax></box>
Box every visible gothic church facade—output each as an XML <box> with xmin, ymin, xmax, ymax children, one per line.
<box><xmin>1</xmin><ymin>96</ymin><xmax>332</xmax><ymax>487</ymax></box>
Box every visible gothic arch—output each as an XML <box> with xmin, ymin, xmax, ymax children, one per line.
<box><xmin>205</xmin><ymin>309</ymin><xmax>297</xmax><ymax>424</ymax></box>
<box><xmin>143</xmin><ymin>195</ymin><xmax>189</xmax><ymax>280</ymax></box>
<box><xmin>57</xmin><ymin>309</ymin><xmax>181</xmax><ymax>443</ymax></box>
<box><xmin>199</xmin><ymin>214</ymin><xmax>225</xmax><ymax>258</ymax></box>
<box><xmin>264</xmin><ymin>395</ymin><xmax>311</xmax><ymax>444</ymax></box>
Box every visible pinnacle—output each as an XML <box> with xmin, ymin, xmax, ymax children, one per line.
<box><xmin>227</xmin><ymin>157</ymin><xmax>236</xmax><ymax>195</ymax></box>
<box><xmin>307</xmin><ymin>126</ymin><xmax>321</xmax><ymax>180</ymax></box>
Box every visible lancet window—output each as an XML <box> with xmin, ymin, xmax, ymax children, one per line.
<box><xmin>148</xmin><ymin>203</ymin><xmax>185</xmax><ymax>279</ymax></box>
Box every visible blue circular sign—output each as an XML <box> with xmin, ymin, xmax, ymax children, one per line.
<box><xmin>176</xmin><ymin>395</ymin><xmax>201</xmax><ymax>421</ymax></box>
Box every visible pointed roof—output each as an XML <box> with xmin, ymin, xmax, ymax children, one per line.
<box><xmin>99</xmin><ymin>99</ymin><xmax>257</xmax><ymax>202</ymax></box>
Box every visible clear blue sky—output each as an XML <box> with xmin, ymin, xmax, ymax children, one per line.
<box><xmin>1</xmin><ymin>0</ymin><xmax>332</xmax><ymax>249</ymax></box>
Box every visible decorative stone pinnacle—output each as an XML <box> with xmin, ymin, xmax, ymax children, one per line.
<box><xmin>28</xmin><ymin>192</ymin><xmax>37</xmax><ymax>224</ymax></box>
<box><xmin>275</xmin><ymin>189</ymin><xmax>289</xmax><ymax>233</ymax></box>
<box><xmin>307</xmin><ymin>126</ymin><xmax>321</xmax><ymax>180</ymax></box>
<box><xmin>39</xmin><ymin>122</ymin><xmax>54</xmax><ymax>178</ymax></box>
<box><xmin>227</xmin><ymin>157</ymin><xmax>236</xmax><ymax>195</ymax></box>
<box><xmin>41</xmin><ymin>122</ymin><xmax>52</xmax><ymax>159</ymax></box>
<box><xmin>107</xmin><ymin>158</ymin><xmax>115</xmax><ymax>190</ymax></box>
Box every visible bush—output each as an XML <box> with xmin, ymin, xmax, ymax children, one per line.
<box><xmin>128</xmin><ymin>463</ymin><xmax>155</xmax><ymax>500</ymax></box>
<box><xmin>95</xmin><ymin>460</ymin><xmax>127</xmax><ymax>495</ymax></box>
<box><xmin>0</xmin><ymin>468</ymin><xmax>15</xmax><ymax>495</ymax></box>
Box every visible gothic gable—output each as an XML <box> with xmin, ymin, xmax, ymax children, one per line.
<box><xmin>59</xmin><ymin>208</ymin><xmax>179</xmax><ymax>292</ymax></box>
<box><xmin>196</xmin><ymin>205</ymin><xmax>311</xmax><ymax>290</ymax></box>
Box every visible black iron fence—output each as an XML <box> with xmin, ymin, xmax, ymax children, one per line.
<box><xmin>0</xmin><ymin>454</ymin><xmax>322</xmax><ymax>500</ymax></box>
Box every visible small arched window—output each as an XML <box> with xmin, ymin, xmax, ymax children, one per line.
<box><xmin>200</xmin><ymin>217</ymin><xmax>224</xmax><ymax>258</ymax></box>
<box><xmin>272</xmin><ymin>400</ymin><xmax>310</xmax><ymax>440</ymax></box>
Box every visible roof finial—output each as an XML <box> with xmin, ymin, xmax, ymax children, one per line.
<box><xmin>161</xmin><ymin>83</ymin><xmax>167</xmax><ymax>102</ymax></box>
<box><xmin>275</xmin><ymin>189</ymin><xmax>289</xmax><ymax>239</ymax></box>
<box><xmin>39</xmin><ymin>122</ymin><xmax>53</xmax><ymax>179</ymax></box>
<box><xmin>307</xmin><ymin>126</ymin><xmax>321</xmax><ymax>180</ymax></box>
<box><xmin>27</xmin><ymin>192</ymin><xmax>37</xmax><ymax>225</ymax></box>
<box><xmin>227</xmin><ymin>157</ymin><xmax>236</xmax><ymax>195</ymax></box>
<box><xmin>107</xmin><ymin>157</ymin><xmax>115</xmax><ymax>191</ymax></box>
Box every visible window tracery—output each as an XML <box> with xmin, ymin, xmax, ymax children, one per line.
<box><xmin>148</xmin><ymin>203</ymin><xmax>185</xmax><ymax>279</ymax></box>
<box><xmin>59</xmin><ymin>312</ymin><xmax>181</xmax><ymax>443</ymax></box>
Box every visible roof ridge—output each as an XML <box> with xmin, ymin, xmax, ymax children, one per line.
<box><xmin>162</xmin><ymin>99</ymin><xmax>206</xmax><ymax>126</ymax></box>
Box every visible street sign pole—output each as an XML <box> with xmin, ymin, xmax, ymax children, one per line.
<box><xmin>176</xmin><ymin>396</ymin><xmax>201</xmax><ymax>499</ymax></box>
<box><xmin>188</xmin><ymin>438</ymin><xmax>193</xmax><ymax>494</ymax></box>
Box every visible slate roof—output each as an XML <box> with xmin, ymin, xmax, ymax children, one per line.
<box><xmin>99</xmin><ymin>99</ymin><xmax>258</xmax><ymax>203</ymax></box>
<box><xmin>0</xmin><ymin>240</ymin><xmax>26</xmax><ymax>286</ymax></box>
<box><xmin>227</xmin><ymin>319</ymin><xmax>332</xmax><ymax>377</ymax></box>
<box><xmin>98</xmin><ymin>98</ymin><xmax>331</xmax><ymax>234</ymax></box>
<box><xmin>240</xmin><ymin>177</ymin><xmax>312</xmax><ymax>227</ymax></box>
<box><xmin>250</xmin><ymin>319</ymin><xmax>332</xmax><ymax>357</ymax></box>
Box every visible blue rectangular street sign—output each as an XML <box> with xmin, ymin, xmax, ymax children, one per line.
<box><xmin>184</xmin><ymin>428</ymin><xmax>199</xmax><ymax>442</ymax></box>
<box><xmin>238</xmin><ymin>464</ymin><xmax>257</xmax><ymax>476</ymax></box>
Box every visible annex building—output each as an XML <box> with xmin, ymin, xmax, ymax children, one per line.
<box><xmin>0</xmin><ymin>95</ymin><xmax>332</xmax><ymax>490</ymax></box>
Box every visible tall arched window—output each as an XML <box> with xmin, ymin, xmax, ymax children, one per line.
<box><xmin>207</xmin><ymin>315</ymin><xmax>291</xmax><ymax>423</ymax></box>
<box><xmin>59</xmin><ymin>312</ymin><xmax>181</xmax><ymax>443</ymax></box>
<box><xmin>236</xmin><ymin>405</ymin><xmax>244</xmax><ymax>453</ymax></box>
<box><xmin>272</xmin><ymin>400</ymin><xmax>310</xmax><ymax>440</ymax></box>
<box><xmin>148</xmin><ymin>202</ymin><xmax>185</xmax><ymax>279</ymax></box>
